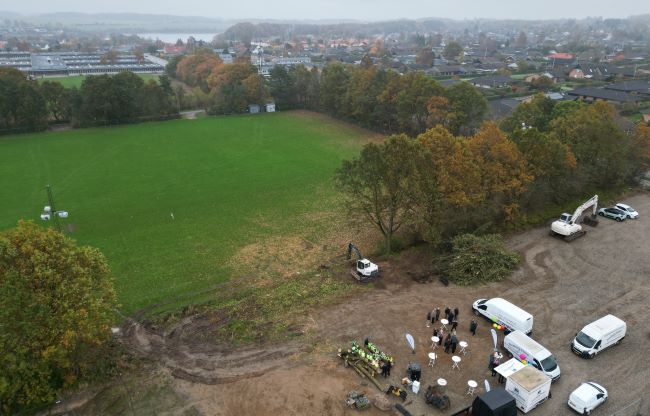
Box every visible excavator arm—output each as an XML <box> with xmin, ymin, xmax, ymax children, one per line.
<box><xmin>347</xmin><ymin>243</ymin><xmax>363</xmax><ymax>260</ymax></box>
<box><xmin>570</xmin><ymin>195</ymin><xmax>598</xmax><ymax>225</ymax></box>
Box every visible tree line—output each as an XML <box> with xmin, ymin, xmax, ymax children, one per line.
<box><xmin>337</xmin><ymin>96</ymin><xmax>650</xmax><ymax>253</ymax></box>
<box><xmin>168</xmin><ymin>50</ymin><xmax>488</xmax><ymax>137</ymax></box>
<box><xmin>0</xmin><ymin>68</ymin><xmax>178</xmax><ymax>134</ymax></box>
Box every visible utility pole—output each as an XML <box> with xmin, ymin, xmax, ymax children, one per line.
<box><xmin>41</xmin><ymin>185</ymin><xmax>68</xmax><ymax>232</ymax></box>
<box><xmin>46</xmin><ymin>185</ymin><xmax>61</xmax><ymax>232</ymax></box>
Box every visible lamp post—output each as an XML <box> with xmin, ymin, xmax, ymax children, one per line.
<box><xmin>40</xmin><ymin>185</ymin><xmax>68</xmax><ymax>232</ymax></box>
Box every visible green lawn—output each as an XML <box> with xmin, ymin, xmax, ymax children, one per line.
<box><xmin>0</xmin><ymin>112</ymin><xmax>370</xmax><ymax>313</ymax></box>
<box><xmin>37</xmin><ymin>74</ymin><xmax>160</xmax><ymax>88</ymax></box>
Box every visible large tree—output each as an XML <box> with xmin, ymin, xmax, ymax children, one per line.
<box><xmin>320</xmin><ymin>62</ymin><xmax>350</xmax><ymax>118</ymax></box>
<box><xmin>445</xmin><ymin>82</ymin><xmax>487</xmax><ymax>135</ymax></box>
<box><xmin>0</xmin><ymin>221</ymin><xmax>116</xmax><ymax>413</ymax></box>
<box><xmin>551</xmin><ymin>101</ymin><xmax>631</xmax><ymax>189</ymax></box>
<box><xmin>336</xmin><ymin>135</ymin><xmax>419</xmax><ymax>253</ymax></box>
<box><xmin>442</xmin><ymin>41</ymin><xmax>463</xmax><ymax>61</ymax></box>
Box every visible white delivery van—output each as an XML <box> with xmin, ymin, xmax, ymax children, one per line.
<box><xmin>504</xmin><ymin>330</ymin><xmax>561</xmax><ymax>381</ymax></box>
<box><xmin>472</xmin><ymin>298</ymin><xmax>533</xmax><ymax>335</ymax></box>
<box><xmin>572</xmin><ymin>315</ymin><xmax>626</xmax><ymax>359</ymax></box>
<box><xmin>505</xmin><ymin>365</ymin><xmax>552</xmax><ymax>413</ymax></box>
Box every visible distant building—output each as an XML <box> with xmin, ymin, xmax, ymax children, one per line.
<box><xmin>469</xmin><ymin>75</ymin><xmax>514</xmax><ymax>89</ymax></box>
<box><xmin>272</xmin><ymin>56</ymin><xmax>311</xmax><ymax>66</ymax></box>
<box><xmin>218</xmin><ymin>53</ymin><xmax>233</xmax><ymax>64</ymax></box>
<box><xmin>0</xmin><ymin>52</ymin><xmax>165</xmax><ymax>76</ymax></box>
<box><xmin>605</xmin><ymin>81</ymin><xmax>650</xmax><ymax>95</ymax></box>
<box><xmin>248</xmin><ymin>104</ymin><xmax>261</xmax><ymax>114</ymax></box>
<box><xmin>431</xmin><ymin>65</ymin><xmax>467</xmax><ymax>76</ymax></box>
<box><xmin>163</xmin><ymin>45</ymin><xmax>186</xmax><ymax>55</ymax></box>
<box><xmin>488</xmin><ymin>98</ymin><xmax>521</xmax><ymax>119</ymax></box>
<box><xmin>567</xmin><ymin>87</ymin><xmax>642</xmax><ymax>104</ymax></box>
<box><xmin>265</xmin><ymin>103</ymin><xmax>276</xmax><ymax>113</ymax></box>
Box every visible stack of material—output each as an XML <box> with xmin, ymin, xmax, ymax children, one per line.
<box><xmin>346</xmin><ymin>391</ymin><xmax>370</xmax><ymax>409</ymax></box>
<box><xmin>425</xmin><ymin>385</ymin><xmax>451</xmax><ymax>411</ymax></box>
<box><xmin>338</xmin><ymin>348</ymin><xmax>383</xmax><ymax>391</ymax></box>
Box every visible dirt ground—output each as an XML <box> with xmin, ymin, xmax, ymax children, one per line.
<box><xmin>75</xmin><ymin>193</ymin><xmax>650</xmax><ymax>416</ymax></box>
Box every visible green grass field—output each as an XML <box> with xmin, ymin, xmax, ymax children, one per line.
<box><xmin>37</xmin><ymin>74</ymin><xmax>160</xmax><ymax>88</ymax></box>
<box><xmin>0</xmin><ymin>112</ymin><xmax>371</xmax><ymax>313</ymax></box>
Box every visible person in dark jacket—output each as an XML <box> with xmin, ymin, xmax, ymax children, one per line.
<box><xmin>438</xmin><ymin>329</ymin><xmax>445</xmax><ymax>345</ymax></box>
<box><xmin>454</xmin><ymin>307</ymin><xmax>459</xmax><ymax>319</ymax></box>
<box><xmin>434</xmin><ymin>307</ymin><xmax>440</xmax><ymax>322</ymax></box>
<box><xmin>451</xmin><ymin>319</ymin><xmax>458</xmax><ymax>331</ymax></box>
<box><xmin>444</xmin><ymin>334</ymin><xmax>452</xmax><ymax>353</ymax></box>
<box><xmin>381</xmin><ymin>360</ymin><xmax>391</xmax><ymax>377</ymax></box>
<box><xmin>448</xmin><ymin>312</ymin><xmax>454</xmax><ymax>325</ymax></box>
<box><xmin>444</xmin><ymin>306</ymin><xmax>450</xmax><ymax>320</ymax></box>
<box><xmin>470</xmin><ymin>319</ymin><xmax>478</xmax><ymax>336</ymax></box>
<box><xmin>450</xmin><ymin>334</ymin><xmax>458</xmax><ymax>353</ymax></box>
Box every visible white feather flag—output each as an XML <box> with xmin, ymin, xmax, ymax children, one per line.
<box><xmin>406</xmin><ymin>333</ymin><xmax>415</xmax><ymax>353</ymax></box>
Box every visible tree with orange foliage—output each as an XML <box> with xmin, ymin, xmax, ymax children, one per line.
<box><xmin>414</xmin><ymin>126</ymin><xmax>482</xmax><ymax>241</ymax></box>
<box><xmin>426</xmin><ymin>95</ymin><xmax>457</xmax><ymax>130</ymax></box>
<box><xmin>0</xmin><ymin>221</ymin><xmax>116</xmax><ymax>413</ymax></box>
<box><xmin>467</xmin><ymin>122</ymin><xmax>533</xmax><ymax>221</ymax></box>
<box><xmin>175</xmin><ymin>50</ymin><xmax>223</xmax><ymax>91</ymax></box>
<box><xmin>632</xmin><ymin>122</ymin><xmax>650</xmax><ymax>174</ymax></box>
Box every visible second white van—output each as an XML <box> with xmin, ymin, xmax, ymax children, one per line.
<box><xmin>571</xmin><ymin>315</ymin><xmax>626</xmax><ymax>359</ymax></box>
<box><xmin>504</xmin><ymin>330</ymin><xmax>561</xmax><ymax>382</ymax></box>
<box><xmin>472</xmin><ymin>298</ymin><xmax>533</xmax><ymax>335</ymax></box>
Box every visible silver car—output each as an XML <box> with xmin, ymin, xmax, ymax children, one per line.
<box><xmin>597</xmin><ymin>207</ymin><xmax>626</xmax><ymax>222</ymax></box>
<box><xmin>615</xmin><ymin>203</ymin><xmax>638</xmax><ymax>219</ymax></box>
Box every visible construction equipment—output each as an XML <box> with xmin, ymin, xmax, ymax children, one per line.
<box><xmin>347</xmin><ymin>243</ymin><xmax>379</xmax><ymax>282</ymax></box>
<box><xmin>550</xmin><ymin>195</ymin><xmax>599</xmax><ymax>242</ymax></box>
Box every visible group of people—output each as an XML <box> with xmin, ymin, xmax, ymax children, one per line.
<box><xmin>427</xmin><ymin>305</ymin><xmax>460</xmax><ymax>330</ymax></box>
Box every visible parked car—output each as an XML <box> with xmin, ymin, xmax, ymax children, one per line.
<box><xmin>568</xmin><ymin>382</ymin><xmax>608</xmax><ymax>415</ymax></box>
<box><xmin>615</xmin><ymin>203</ymin><xmax>638</xmax><ymax>219</ymax></box>
<box><xmin>597</xmin><ymin>207</ymin><xmax>627</xmax><ymax>221</ymax></box>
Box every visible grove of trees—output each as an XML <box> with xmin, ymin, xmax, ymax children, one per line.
<box><xmin>0</xmin><ymin>222</ymin><xmax>117</xmax><ymax>413</ymax></box>
<box><xmin>337</xmin><ymin>95</ymin><xmax>648</xmax><ymax>253</ymax></box>
<box><xmin>0</xmin><ymin>68</ymin><xmax>178</xmax><ymax>134</ymax></box>
<box><xmin>168</xmin><ymin>51</ymin><xmax>489</xmax><ymax>136</ymax></box>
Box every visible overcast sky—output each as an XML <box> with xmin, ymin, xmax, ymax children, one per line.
<box><xmin>6</xmin><ymin>0</ymin><xmax>650</xmax><ymax>21</ymax></box>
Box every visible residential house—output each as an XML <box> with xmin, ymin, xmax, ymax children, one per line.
<box><xmin>488</xmin><ymin>98</ymin><xmax>521</xmax><ymax>119</ymax></box>
<box><xmin>431</xmin><ymin>65</ymin><xmax>467</xmax><ymax>76</ymax></box>
<box><xmin>265</xmin><ymin>103</ymin><xmax>276</xmax><ymax>113</ymax></box>
<box><xmin>569</xmin><ymin>68</ymin><xmax>585</xmax><ymax>79</ymax></box>
<box><xmin>605</xmin><ymin>81</ymin><xmax>650</xmax><ymax>96</ymax></box>
<box><xmin>470</xmin><ymin>75</ymin><xmax>514</xmax><ymax>89</ymax></box>
<box><xmin>248</xmin><ymin>104</ymin><xmax>261</xmax><ymax>114</ymax></box>
<box><xmin>547</xmin><ymin>52</ymin><xmax>575</xmax><ymax>66</ymax></box>
<box><xmin>567</xmin><ymin>87</ymin><xmax>642</xmax><ymax>103</ymax></box>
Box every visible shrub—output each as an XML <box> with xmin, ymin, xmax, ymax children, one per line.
<box><xmin>437</xmin><ymin>233</ymin><xmax>520</xmax><ymax>285</ymax></box>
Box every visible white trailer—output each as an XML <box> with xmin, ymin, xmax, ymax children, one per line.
<box><xmin>505</xmin><ymin>365</ymin><xmax>552</xmax><ymax>413</ymax></box>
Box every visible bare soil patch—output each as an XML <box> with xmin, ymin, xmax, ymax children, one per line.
<box><xmin>172</xmin><ymin>194</ymin><xmax>650</xmax><ymax>416</ymax></box>
<box><xmin>74</xmin><ymin>193</ymin><xmax>650</xmax><ymax>416</ymax></box>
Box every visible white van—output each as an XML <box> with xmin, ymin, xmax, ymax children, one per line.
<box><xmin>504</xmin><ymin>330</ymin><xmax>561</xmax><ymax>382</ymax></box>
<box><xmin>472</xmin><ymin>298</ymin><xmax>533</xmax><ymax>335</ymax></box>
<box><xmin>572</xmin><ymin>315</ymin><xmax>626</xmax><ymax>359</ymax></box>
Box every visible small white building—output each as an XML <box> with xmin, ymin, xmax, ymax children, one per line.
<box><xmin>265</xmin><ymin>103</ymin><xmax>276</xmax><ymax>113</ymax></box>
